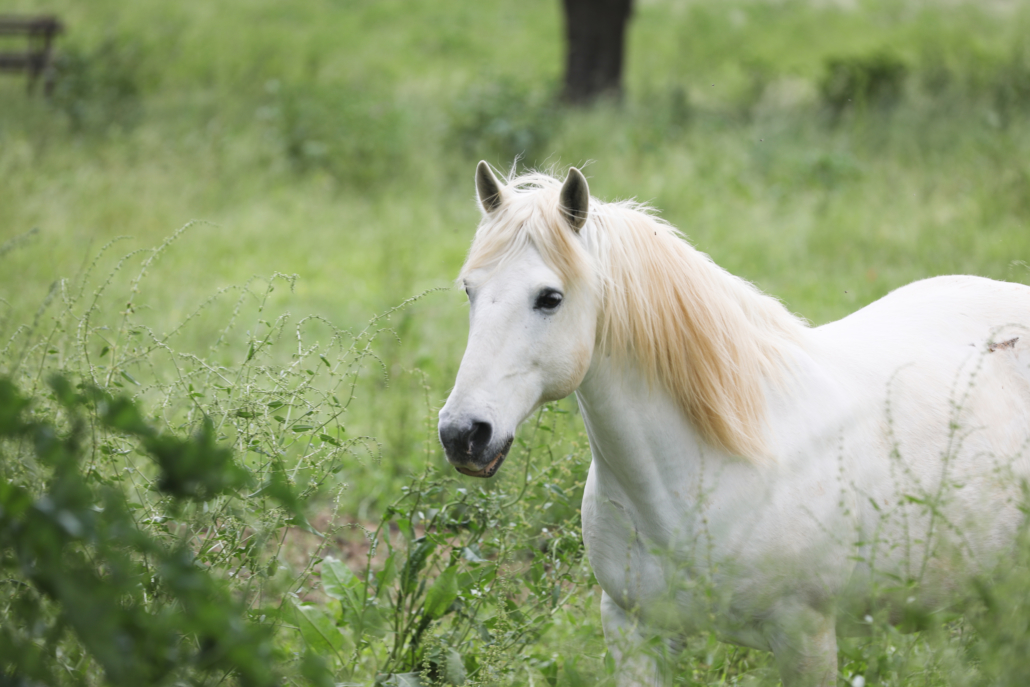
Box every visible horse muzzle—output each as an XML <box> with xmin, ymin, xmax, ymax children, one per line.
<box><xmin>439</xmin><ymin>417</ymin><xmax>513</xmax><ymax>478</ymax></box>
<box><xmin>453</xmin><ymin>437</ymin><xmax>513</xmax><ymax>478</ymax></box>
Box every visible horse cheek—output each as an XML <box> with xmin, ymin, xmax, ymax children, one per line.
<box><xmin>543</xmin><ymin>340</ymin><xmax>593</xmax><ymax>402</ymax></box>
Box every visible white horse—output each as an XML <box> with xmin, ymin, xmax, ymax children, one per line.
<box><xmin>438</xmin><ymin>162</ymin><xmax>1030</xmax><ymax>686</ymax></box>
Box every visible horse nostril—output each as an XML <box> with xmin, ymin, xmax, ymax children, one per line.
<box><xmin>440</xmin><ymin>419</ymin><xmax>493</xmax><ymax>462</ymax></box>
<box><xmin>469</xmin><ymin>421</ymin><xmax>492</xmax><ymax>456</ymax></box>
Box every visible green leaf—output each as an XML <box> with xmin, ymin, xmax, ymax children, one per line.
<box><xmin>400</xmin><ymin>539</ymin><xmax>436</xmax><ymax>596</ymax></box>
<box><xmin>461</xmin><ymin>546</ymin><xmax>486</xmax><ymax>564</ymax></box>
<box><xmin>294</xmin><ymin>603</ymin><xmax>346</xmax><ymax>656</ymax></box>
<box><xmin>376</xmin><ymin>673</ymin><xmax>423</xmax><ymax>687</ymax></box>
<box><xmin>535</xmin><ymin>656</ymin><xmax>559</xmax><ymax>687</ymax></box>
<box><xmin>395</xmin><ymin>518</ymin><xmax>414</xmax><ymax>542</ymax></box>
<box><xmin>1</xmin><ymin>376</ymin><xmax>284</xmax><ymax>686</ymax></box>
<box><xmin>376</xmin><ymin>554</ymin><xmax>397</xmax><ymax>597</ymax></box>
<box><xmin>300</xmin><ymin>650</ymin><xmax>334</xmax><ymax>687</ymax></box>
<box><xmin>444</xmin><ymin>648</ymin><xmax>466</xmax><ymax>685</ymax></box>
<box><xmin>423</xmin><ymin>565</ymin><xmax>458</xmax><ymax>619</ymax></box>
<box><xmin>322</xmin><ymin>557</ymin><xmax>361</xmax><ymax>603</ymax></box>
<box><xmin>120</xmin><ymin>370</ymin><xmax>141</xmax><ymax>386</ymax></box>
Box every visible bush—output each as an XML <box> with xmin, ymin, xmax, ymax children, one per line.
<box><xmin>271</xmin><ymin>81</ymin><xmax>410</xmax><ymax>188</ymax></box>
<box><xmin>448</xmin><ymin>76</ymin><xmax>560</xmax><ymax>167</ymax></box>
<box><xmin>49</xmin><ymin>37</ymin><xmax>143</xmax><ymax>133</ymax></box>
<box><xmin>992</xmin><ymin>41</ymin><xmax>1030</xmax><ymax>126</ymax></box>
<box><xmin>0</xmin><ymin>376</ymin><xmax>304</xmax><ymax>686</ymax></box>
<box><xmin>820</xmin><ymin>52</ymin><xmax>908</xmax><ymax>117</ymax></box>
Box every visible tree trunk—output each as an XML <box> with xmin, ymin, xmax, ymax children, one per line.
<box><xmin>561</xmin><ymin>0</ymin><xmax>633</xmax><ymax>105</ymax></box>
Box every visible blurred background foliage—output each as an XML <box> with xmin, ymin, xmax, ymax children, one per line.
<box><xmin>2</xmin><ymin>0</ymin><xmax>1030</xmax><ymax>684</ymax></box>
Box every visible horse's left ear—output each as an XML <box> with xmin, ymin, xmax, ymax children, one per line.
<box><xmin>560</xmin><ymin>167</ymin><xmax>589</xmax><ymax>232</ymax></box>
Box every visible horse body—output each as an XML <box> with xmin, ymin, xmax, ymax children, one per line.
<box><xmin>581</xmin><ymin>275</ymin><xmax>1030</xmax><ymax>675</ymax></box>
<box><xmin>439</xmin><ymin>163</ymin><xmax>1030</xmax><ymax>686</ymax></box>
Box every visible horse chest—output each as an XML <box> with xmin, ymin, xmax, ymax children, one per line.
<box><xmin>581</xmin><ymin>468</ymin><xmax>680</xmax><ymax>616</ymax></box>
<box><xmin>580</xmin><ymin>460</ymin><xmax>756</xmax><ymax>630</ymax></box>
<box><xmin>581</xmin><ymin>449</ymin><xmax>859</xmax><ymax>632</ymax></box>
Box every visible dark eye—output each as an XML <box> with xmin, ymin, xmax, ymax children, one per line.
<box><xmin>534</xmin><ymin>289</ymin><xmax>563</xmax><ymax>311</ymax></box>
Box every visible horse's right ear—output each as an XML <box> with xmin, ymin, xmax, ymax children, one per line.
<box><xmin>559</xmin><ymin>167</ymin><xmax>589</xmax><ymax>232</ymax></box>
<box><xmin>475</xmin><ymin>161</ymin><xmax>506</xmax><ymax>215</ymax></box>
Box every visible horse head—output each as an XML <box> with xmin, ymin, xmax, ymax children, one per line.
<box><xmin>438</xmin><ymin>162</ymin><xmax>598</xmax><ymax>477</ymax></box>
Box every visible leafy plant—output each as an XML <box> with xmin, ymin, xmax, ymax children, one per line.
<box><xmin>0</xmin><ymin>375</ymin><xmax>311</xmax><ymax>686</ymax></box>
<box><xmin>303</xmin><ymin>404</ymin><xmax>593</xmax><ymax>686</ymax></box>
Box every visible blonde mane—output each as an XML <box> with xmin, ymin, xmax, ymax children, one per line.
<box><xmin>460</xmin><ymin>170</ymin><xmax>808</xmax><ymax>461</ymax></box>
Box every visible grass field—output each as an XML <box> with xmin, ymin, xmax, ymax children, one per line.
<box><xmin>3</xmin><ymin>0</ymin><xmax>1030</xmax><ymax>684</ymax></box>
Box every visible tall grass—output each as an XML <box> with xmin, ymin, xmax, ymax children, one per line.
<box><xmin>0</xmin><ymin>231</ymin><xmax>602</xmax><ymax>684</ymax></box>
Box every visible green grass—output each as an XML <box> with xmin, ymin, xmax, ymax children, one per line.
<box><xmin>3</xmin><ymin>0</ymin><xmax>1030</xmax><ymax>683</ymax></box>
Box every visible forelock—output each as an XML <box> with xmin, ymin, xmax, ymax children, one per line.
<box><xmin>459</xmin><ymin>171</ymin><xmax>592</xmax><ymax>290</ymax></box>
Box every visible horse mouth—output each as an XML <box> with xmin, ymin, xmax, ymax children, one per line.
<box><xmin>455</xmin><ymin>437</ymin><xmax>513</xmax><ymax>478</ymax></box>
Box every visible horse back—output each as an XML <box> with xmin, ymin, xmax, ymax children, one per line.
<box><xmin>803</xmin><ymin>275</ymin><xmax>1030</xmax><ymax>599</ymax></box>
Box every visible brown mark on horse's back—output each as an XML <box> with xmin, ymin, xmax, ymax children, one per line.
<box><xmin>988</xmin><ymin>337</ymin><xmax>1019</xmax><ymax>353</ymax></box>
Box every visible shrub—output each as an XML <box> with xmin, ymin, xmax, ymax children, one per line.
<box><xmin>49</xmin><ymin>37</ymin><xmax>143</xmax><ymax>133</ymax></box>
<box><xmin>272</xmin><ymin>81</ymin><xmax>409</xmax><ymax>188</ymax></box>
<box><xmin>448</xmin><ymin>76</ymin><xmax>560</xmax><ymax>167</ymax></box>
<box><xmin>820</xmin><ymin>52</ymin><xmax>908</xmax><ymax>117</ymax></box>
<box><xmin>0</xmin><ymin>376</ymin><xmax>306</xmax><ymax>686</ymax></box>
<box><xmin>992</xmin><ymin>41</ymin><xmax>1030</xmax><ymax>126</ymax></box>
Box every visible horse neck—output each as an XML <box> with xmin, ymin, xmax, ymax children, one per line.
<box><xmin>575</xmin><ymin>353</ymin><xmax>718</xmax><ymax>510</ymax></box>
<box><xmin>588</xmin><ymin>207</ymin><xmax>807</xmax><ymax>461</ymax></box>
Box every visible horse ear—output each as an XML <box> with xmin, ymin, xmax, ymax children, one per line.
<box><xmin>475</xmin><ymin>161</ymin><xmax>506</xmax><ymax>214</ymax></box>
<box><xmin>560</xmin><ymin>167</ymin><xmax>589</xmax><ymax>232</ymax></box>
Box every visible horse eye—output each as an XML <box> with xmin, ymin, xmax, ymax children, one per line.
<box><xmin>534</xmin><ymin>289</ymin><xmax>563</xmax><ymax>311</ymax></box>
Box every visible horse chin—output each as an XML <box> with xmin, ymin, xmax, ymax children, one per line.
<box><xmin>455</xmin><ymin>437</ymin><xmax>514</xmax><ymax>478</ymax></box>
